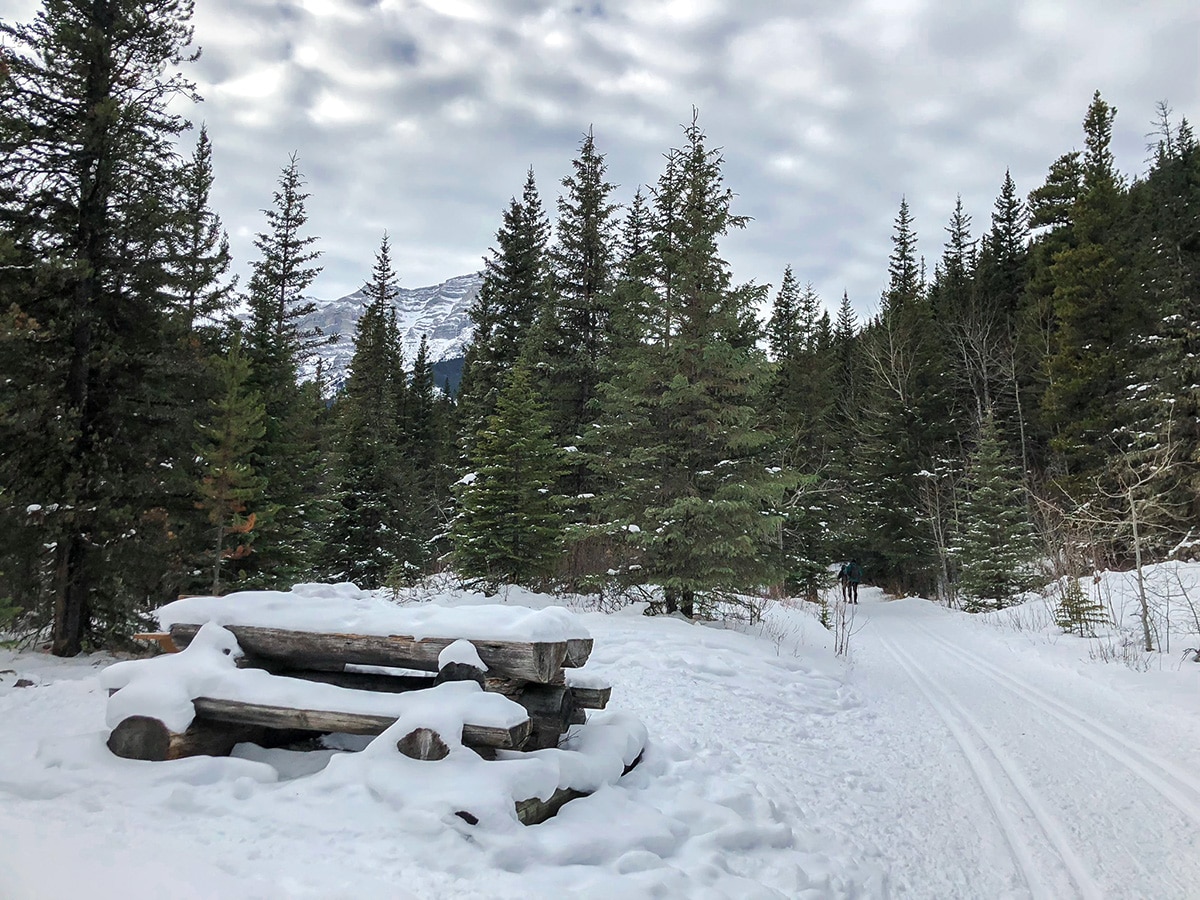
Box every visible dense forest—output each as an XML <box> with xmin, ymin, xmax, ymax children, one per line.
<box><xmin>2</xmin><ymin>0</ymin><xmax>1198</xmax><ymax>655</ymax></box>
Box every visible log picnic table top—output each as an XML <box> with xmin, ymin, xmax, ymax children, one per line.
<box><xmin>164</xmin><ymin>623</ymin><xmax>593</xmax><ymax>685</ymax></box>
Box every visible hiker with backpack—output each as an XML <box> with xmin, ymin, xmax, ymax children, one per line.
<box><xmin>844</xmin><ymin>559</ymin><xmax>863</xmax><ymax>603</ymax></box>
<box><xmin>837</xmin><ymin>562</ymin><xmax>851</xmax><ymax>602</ymax></box>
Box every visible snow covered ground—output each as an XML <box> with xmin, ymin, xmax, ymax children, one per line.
<box><xmin>2</xmin><ymin>573</ymin><xmax>1199</xmax><ymax>899</ymax></box>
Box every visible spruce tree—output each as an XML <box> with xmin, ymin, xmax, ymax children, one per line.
<box><xmin>458</xmin><ymin>168</ymin><xmax>551</xmax><ymax>437</ymax></box>
<box><xmin>169</xmin><ymin>124</ymin><xmax>236</xmax><ymax>331</ymax></box>
<box><xmin>855</xmin><ymin>200</ymin><xmax>950</xmax><ymax>594</ymax></box>
<box><xmin>193</xmin><ymin>333</ymin><xmax>267</xmax><ymax>595</ymax></box>
<box><xmin>1054</xmin><ymin>575</ymin><xmax>1110</xmax><ymax>637</ymax></box>
<box><xmin>0</xmin><ymin>0</ymin><xmax>202</xmax><ymax>653</ymax></box>
<box><xmin>534</xmin><ymin>129</ymin><xmax>619</xmax><ymax>444</ymax></box>
<box><xmin>1125</xmin><ymin>105</ymin><xmax>1200</xmax><ymax>536</ymax></box>
<box><xmin>977</xmin><ymin>169</ymin><xmax>1035</xmax><ymax>474</ymax></box>
<box><xmin>324</xmin><ymin>234</ymin><xmax>420</xmax><ymax>586</ymax></box>
<box><xmin>242</xmin><ymin>155</ymin><xmax>327</xmax><ymax>586</ymax></box>
<box><xmin>592</xmin><ymin>115</ymin><xmax>794</xmax><ymax>616</ymax></box>
<box><xmin>766</xmin><ymin>269</ymin><xmax>837</xmax><ymax>597</ymax></box>
<box><xmin>1042</xmin><ymin>93</ymin><xmax>1142</xmax><ymax>482</ymax></box>
<box><xmin>451</xmin><ymin>364</ymin><xmax>564</xmax><ymax>588</ymax></box>
<box><xmin>406</xmin><ymin>334</ymin><xmax>449</xmax><ymax>551</ymax></box>
<box><xmin>956</xmin><ymin>411</ymin><xmax>1039</xmax><ymax>611</ymax></box>
<box><xmin>885</xmin><ymin>197</ymin><xmax>922</xmax><ymax>314</ymax></box>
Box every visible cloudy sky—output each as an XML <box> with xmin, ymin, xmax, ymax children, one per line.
<box><xmin>3</xmin><ymin>0</ymin><xmax>1198</xmax><ymax>317</ymax></box>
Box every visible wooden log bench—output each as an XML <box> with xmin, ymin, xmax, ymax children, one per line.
<box><xmin>109</xmin><ymin>618</ymin><xmax>622</xmax><ymax>823</ymax></box>
<box><xmin>107</xmin><ymin>696</ymin><xmax>531</xmax><ymax>762</ymax></box>
<box><xmin>112</xmin><ymin>626</ymin><xmax>611</xmax><ymax>755</ymax></box>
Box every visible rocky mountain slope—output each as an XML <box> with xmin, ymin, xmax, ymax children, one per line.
<box><xmin>297</xmin><ymin>272</ymin><xmax>481</xmax><ymax>392</ymax></box>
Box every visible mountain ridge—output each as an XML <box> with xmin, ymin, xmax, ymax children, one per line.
<box><xmin>297</xmin><ymin>272</ymin><xmax>481</xmax><ymax>392</ymax></box>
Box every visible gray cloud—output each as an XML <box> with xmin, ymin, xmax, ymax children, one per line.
<box><xmin>2</xmin><ymin>0</ymin><xmax>1196</xmax><ymax>319</ymax></box>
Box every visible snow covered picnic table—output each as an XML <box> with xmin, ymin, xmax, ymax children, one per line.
<box><xmin>101</xmin><ymin>584</ymin><xmax>638</xmax><ymax>826</ymax></box>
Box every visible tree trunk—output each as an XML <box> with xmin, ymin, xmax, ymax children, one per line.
<box><xmin>51</xmin><ymin>532</ymin><xmax>89</xmax><ymax>657</ymax></box>
<box><xmin>1129</xmin><ymin>486</ymin><xmax>1154</xmax><ymax>652</ymax></box>
<box><xmin>211</xmin><ymin>522</ymin><xmax>225</xmax><ymax>596</ymax></box>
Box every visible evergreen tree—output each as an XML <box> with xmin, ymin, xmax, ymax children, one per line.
<box><xmin>193</xmin><ymin>333</ymin><xmax>266</xmax><ymax>595</ymax></box>
<box><xmin>592</xmin><ymin>115</ymin><xmax>794</xmax><ymax>616</ymax></box>
<box><xmin>855</xmin><ymin>200</ymin><xmax>951</xmax><ymax>594</ymax></box>
<box><xmin>169</xmin><ymin>124</ymin><xmax>236</xmax><ymax>331</ymax></box>
<box><xmin>608</xmin><ymin>188</ymin><xmax>658</xmax><ymax>352</ymax></box>
<box><xmin>1125</xmin><ymin>103</ymin><xmax>1200</xmax><ymax>534</ymax></box>
<box><xmin>1021</xmin><ymin>151</ymin><xmax>1084</xmax><ymax>475</ymax></box>
<box><xmin>984</xmin><ymin>169</ymin><xmax>1030</xmax><ymax>325</ymax></box>
<box><xmin>956</xmin><ymin>411</ymin><xmax>1039</xmax><ymax>611</ymax></box>
<box><xmin>977</xmin><ymin>169</ymin><xmax>1036</xmax><ymax>473</ymax></box>
<box><xmin>451</xmin><ymin>364</ymin><xmax>563</xmax><ymax>588</ymax></box>
<box><xmin>885</xmin><ymin>197</ymin><xmax>922</xmax><ymax>313</ymax></box>
<box><xmin>1042</xmin><ymin>92</ymin><xmax>1141</xmax><ymax>482</ymax></box>
<box><xmin>245</xmin><ymin>154</ymin><xmax>324</xmax><ymax>377</ymax></box>
<box><xmin>458</xmin><ymin>168</ymin><xmax>550</xmax><ymax>436</ymax></box>
<box><xmin>0</xmin><ymin>0</ymin><xmax>202</xmax><ymax>653</ymax></box>
<box><xmin>323</xmin><ymin>234</ymin><xmax>420</xmax><ymax>586</ymax></box>
<box><xmin>767</xmin><ymin>266</ymin><xmax>803</xmax><ymax>362</ymax></box>
<box><xmin>767</xmin><ymin>269</ymin><xmax>836</xmax><ymax>598</ymax></box>
<box><xmin>832</xmin><ymin>291</ymin><xmax>860</xmax><ymax>417</ymax></box>
<box><xmin>534</xmin><ymin>129</ymin><xmax>619</xmax><ymax>444</ymax></box>
<box><xmin>405</xmin><ymin>334</ymin><xmax>454</xmax><ymax>562</ymax></box>
<box><xmin>1054</xmin><ymin>575</ymin><xmax>1110</xmax><ymax>637</ymax></box>
<box><xmin>242</xmin><ymin>155</ymin><xmax>327</xmax><ymax>585</ymax></box>
<box><xmin>930</xmin><ymin>195</ymin><xmax>975</xmax><ymax>324</ymax></box>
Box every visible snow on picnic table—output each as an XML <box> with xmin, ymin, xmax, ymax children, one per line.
<box><xmin>2</xmin><ymin>577</ymin><xmax>1200</xmax><ymax>898</ymax></box>
<box><xmin>156</xmin><ymin>582</ymin><xmax>591</xmax><ymax>642</ymax></box>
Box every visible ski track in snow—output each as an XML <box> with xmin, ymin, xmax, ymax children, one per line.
<box><xmin>915</xmin><ymin>624</ymin><xmax>1200</xmax><ymax>827</ymax></box>
<box><xmin>879</xmin><ymin>636</ymin><xmax>1100</xmax><ymax>900</ymax></box>
<box><xmin>851</xmin><ymin>596</ymin><xmax>1200</xmax><ymax>899</ymax></box>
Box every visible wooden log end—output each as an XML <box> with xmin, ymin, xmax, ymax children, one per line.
<box><xmin>564</xmin><ymin>637</ymin><xmax>594</xmax><ymax>668</ymax></box>
<box><xmin>433</xmin><ymin>661</ymin><xmax>486</xmax><ymax>687</ymax></box>
<box><xmin>396</xmin><ymin>727</ymin><xmax>450</xmax><ymax>761</ymax></box>
<box><xmin>107</xmin><ymin>715</ymin><xmax>172</xmax><ymax>761</ymax></box>
<box><xmin>569</xmin><ymin>685</ymin><xmax>611</xmax><ymax>710</ymax></box>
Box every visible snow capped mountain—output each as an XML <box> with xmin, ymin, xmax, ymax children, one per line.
<box><xmin>298</xmin><ymin>272</ymin><xmax>481</xmax><ymax>391</ymax></box>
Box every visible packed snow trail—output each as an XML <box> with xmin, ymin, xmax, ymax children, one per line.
<box><xmin>839</xmin><ymin>589</ymin><xmax>1200</xmax><ymax>899</ymax></box>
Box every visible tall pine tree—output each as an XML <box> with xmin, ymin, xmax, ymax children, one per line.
<box><xmin>242</xmin><ymin>154</ymin><xmax>327</xmax><ymax>586</ymax></box>
<box><xmin>458</xmin><ymin>167</ymin><xmax>551</xmax><ymax>437</ymax></box>
<box><xmin>325</xmin><ymin>234</ymin><xmax>421</xmax><ymax>587</ymax></box>
<box><xmin>592</xmin><ymin>115</ymin><xmax>794</xmax><ymax>616</ymax></box>
<box><xmin>451</xmin><ymin>364</ymin><xmax>563</xmax><ymax>589</ymax></box>
<box><xmin>0</xmin><ymin>0</ymin><xmax>202</xmax><ymax>653</ymax></box>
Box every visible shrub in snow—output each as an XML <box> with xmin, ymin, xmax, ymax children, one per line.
<box><xmin>1054</xmin><ymin>577</ymin><xmax>1110</xmax><ymax>637</ymax></box>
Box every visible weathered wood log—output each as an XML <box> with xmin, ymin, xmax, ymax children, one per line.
<box><xmin>132</xmin><ymin>632</ymin><xmax>179</xmax><ymax>653</ymax></box>
<box><xmin>567</xmin><ymin>705</ymin><xmax>587</xmax><ymax>726</ymax></box>
<box><xmin>106</xmin><ymin>714</ymin><xmax>267</xmax><ymax>761</ymax></box>
<box><xmin>265</xmin><ymin>668</ymin><xmax>436</xmax><ymax>694</ymax></box>
<box><xmin>518</xmin><ymin>684</ymin><xmax>572</xmax><ymax>750</ymax></box>
<box><xmin>564</xmin><ymin>638</ymin><xmax>593</xmax><ymax>668</ymax></box>
<box><xmin>433</xmin><ymin>661</ymin><xmax>486</xmax><ymax>687</ymax></box>
<box><xmin>514</xmin><ymin>751</ymin><xmax>644</xmax><ymax>825</ymax></box>
<box><xmin>396</xmin><ymin>727</ymin><xmax>449</xmax><ymax>761</ymax></box>
<box><xmin>568</xmin><ymin>685</ymin><xmax>611</xmax><ymax>709</ymax></box>
<box><xmin>189</xmin><ymin>697</ymin><xmax>532</xmax><ymax>750</ymax></box>
<box><xmin>515</xmin><ymin>786</ymin><xmax>587</xmax><ymax>825</ymax></box>
<box><xmin>169</xmin><ymin>624</ymin><xmax>568</xmax><ymax>683</ymax></box>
